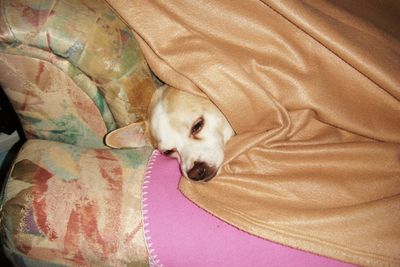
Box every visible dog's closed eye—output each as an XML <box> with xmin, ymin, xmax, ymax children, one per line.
<box><xmin>191</xmin><ymin>117</ymin><xmax>204</xmax><ymax>136</ymax></box>
<box><xmin>162</xmin><ymin>149</ymin><xmax>175</xmax><ymax>156</ymax></box>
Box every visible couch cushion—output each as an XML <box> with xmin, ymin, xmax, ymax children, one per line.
<box><xmin>0</xmin><ymin>139</ymin><xmax>152</xmax><ymax>267</ymax></box>
<box><xmin>0</xmin><ymin>43</ymin><xmax>117</xmax><ymax>133</ymax></box>
<box><xmin>0</xmin><ymin>53</ymin><xmax>111</xmax><ymax>148</ymax></box>
<box><xmin>0</xmin><ymin>0</ymin><xmax>157</xmax><ymax>127</ymax></box>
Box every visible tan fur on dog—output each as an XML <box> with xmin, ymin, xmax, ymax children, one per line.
<box><xmin>105</xmin><ymin>86</ymin><xmax>234</xmax><ymax>181</ymax></box>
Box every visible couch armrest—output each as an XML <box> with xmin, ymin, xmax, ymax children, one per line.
<box><xmin>0</xmin><ymin>0</ymin><xmax>156</xmax><ymax>127</ymax></box>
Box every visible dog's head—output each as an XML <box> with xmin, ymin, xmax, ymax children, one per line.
<box><xmin>105</xmin><ymin>86</ymin><xmax>234</xmax><ymax>181</ymax></box>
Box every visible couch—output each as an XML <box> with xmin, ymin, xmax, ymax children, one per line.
<box><xmin>1</xmin><ymin>1</ymin><xmax>399</xmax><ymax>267</ymax></box>
<box><xmin>0</xmin><ymin>0</ymin><xmax>158</xmax><ymax>265</ymax></box>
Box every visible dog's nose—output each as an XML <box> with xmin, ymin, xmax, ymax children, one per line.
<box><xmin>187</xmin><ymin>161</ymin><xmax>217</xmax><ymax>181</ymax></box>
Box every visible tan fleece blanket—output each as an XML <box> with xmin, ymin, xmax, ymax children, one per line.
<box><xmin>106</xmin><ymin>1</ymin><xmax>400</xmax><ymax>266</ymax></box>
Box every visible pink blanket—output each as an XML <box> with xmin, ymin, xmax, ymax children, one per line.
<box><xmin>142</xmin><ymin>150</ymin><xmax>353</xmax><ymax>267</ymax></box>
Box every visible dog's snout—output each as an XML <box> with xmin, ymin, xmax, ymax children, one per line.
<box><xmin>187</xmin><ymin>161</ymin><xmax>217</xmax><ymax>181</ymax></box>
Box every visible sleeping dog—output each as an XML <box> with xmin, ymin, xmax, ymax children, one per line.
<box><xmin>105</xmin><ymin>86</ymin><xmax>235</xmax><ymax>181</ymax></box>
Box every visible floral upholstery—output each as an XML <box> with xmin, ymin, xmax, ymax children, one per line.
<box><xmin>1</xmin><ymin>140</ymin><xmax>152</xmax><ymax>266</ymax></box>
<box><xmin>0</xmin><ymin>0</ymin><xmax>156</xmax><ymax>129</ymax></box>
<box><xmin>0</xmin><ymin>0</ymin><xmax>157</xmax><ymax>266</ymax></box>
<box><xmin>0</xmin><ymin>52</ymin><xmax>113</xmax><ymax>147</ymax></box>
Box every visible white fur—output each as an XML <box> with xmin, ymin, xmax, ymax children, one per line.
<box><xmin>105</xmin><ymin>86</ymin><xmax>235</xmax><ymax>181</ymax></box>
<box><xmin>150</xmin><ymin>87</ymin><xmax>234</xmax><ymax>180</ymax></box>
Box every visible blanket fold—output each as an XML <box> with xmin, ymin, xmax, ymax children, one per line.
<box><xmin>106</xmin><ymin>1</ymin><xmax>400</xmax><ymax>266</ymax></box>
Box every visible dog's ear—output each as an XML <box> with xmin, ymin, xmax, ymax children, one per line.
<box><xmin>105</xmin><ymin>121</ymin><xmax>147</xmax><ymax>148</ymax></box>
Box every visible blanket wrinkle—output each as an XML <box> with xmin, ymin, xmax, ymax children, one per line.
<box><xmin>106</xmin><ymin>1</ymin><xmax>400</xmax><ymax>266</ymax></box>
<box><xmin>266</xmin><ymin>0</ymin><xmax>400</xmax><ymax>97</ymax></box>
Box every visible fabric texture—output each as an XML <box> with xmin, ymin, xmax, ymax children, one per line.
<box><xmin>106</xmin><ymin>1</ymin><xmax>400</xmax><ymax>266</ymax></box>
<box><xmin>1</xmin><ymin>43</ymin><xmax>117</xmax><ymax>133</ymax></box>
<box><xmin>0</xmin><ymin>0</ymin><xmax>158</xmax><ymax>266</ymax></box>
<box><xmin>1</xmin><ymin>140</ymin><xmax>152</xmax><ymax>266</ymax></box>
<box><xmin>0</xmin><ymin>52</ymin><xmax>110</xmax><ymax>147</ymax></box>
<box><xmin>0</xmin><ymin>0</ymin><xmax>156</xmax><ymax>127</ymax></box>
<box><xmin>143</xmin><ymin>150</ymin><xmax>354</xmax><ymax>267</ymax></box>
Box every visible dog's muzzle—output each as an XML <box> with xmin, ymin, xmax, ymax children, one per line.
<box><xmin>187</xmin><ymin>161</ymin><xmax>217</xmax><ymax>182</ymax></box>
